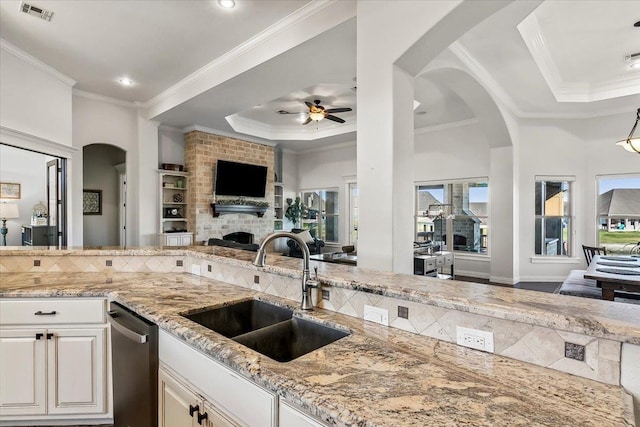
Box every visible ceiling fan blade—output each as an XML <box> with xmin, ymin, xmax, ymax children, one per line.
<box><xmin>325</xmin><ymin>115</ymin><xmax>345</xmax><ymax>123</ymax></box>
<box><xmin>325</xmin><ymin>107</ymin><xmax>352</xmax><ymax>113</ymax></box>
<box><xmin>305</xmin><ymin>101</ymin><xmax>313</xmax><ymax>108</ymax></box>
<box><xmin>302</xmin><ymin>116</ymin><xmax>313</xmax><ymax>125</ymax></box>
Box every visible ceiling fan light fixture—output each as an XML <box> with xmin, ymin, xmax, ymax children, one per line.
<box><xmin>309</xmin><ymin>111</ymin><xmax>325</xmax><ymax>122</ymax></box>
<box><xmin>218</xmin><ymin>0</ymin><xmax>235</xmax><ymax>9</ymax></box>
<box><xmin>616</xmin><ymin>108</ymin><xmax>640</xmax><ymax>154</ymax></box>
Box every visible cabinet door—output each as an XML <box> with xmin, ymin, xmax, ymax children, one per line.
<box><xmin>47</xmin><ymin>327</ymin><xmax>106</xmax><ymax>415</ymax></box>
<box><xmin>181</xmin><ymin>234</ymin><xmax>193</xmax><ymax>246</ymax></box>
<box><xmin>0</xmin><ymin>329</ymin><xmax>46</xmax><ymax>416</ymax></box>
<box><xmin>279</xmin><ymin>400</ymin><xmax>326</xmax><ymax>427</ymax></box>
<box><xmin>159</xmin><ymin>367</ymin><xmax>199</xmax><ymax>427</ymax></box>
<box><xmin>165</xmin><ymin>235</ymin><xmax>181</xmax><ymax>246</ymax></box>
<box><xmin>202</xmin><ymin>400</ymin><xmax>238</xmax><ymax>427</ymax></box>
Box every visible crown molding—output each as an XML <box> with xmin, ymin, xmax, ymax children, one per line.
<box><xmin>181</xmin><ymin>124</ymin><xmax>277</xmax><ymax>147</ymax></box>
<box><xmin>414</xmin><ymin>118</ymin><xmax>479</xmax><ymax>135</ymax></box>
<box><xmin>226</xmin><ymin>114</ymin><xmax>357</xmax><ymax>141</ymax></box>
<box><xmin>0</xmin><ymin>126</ymin><xmax>78</xmax><ymax>158</ymax></box>
<box><xmin>72</xmin><ymin>89</ymin><xmax>137</xmax><ymax>108</ymax></box>
<box><xmin>517</xmin><ymin>13</ymin><xmax>640</xmax><ymax>103</ymax></box>
<box><xmin>158</xmin><ymin>124</ymin><xmax>184</xmax><ymax>133</ymax></box>
<box><xmin>449</xmin><ymin>41</ymin><xmax>638</xmax><ymax>120</ymax></box>
<box><xmin>448</xmin><ymin>42</ymin><xmax>523</xmax><ymax>116</ymax></box>
<box><xmin>1</xmin><ymin>38</ymin><xmax>76</xmax><ymax>87</ymax></box>
<box><xmin>297</xmin><ymin>138</ymin><xmax>356</xmax><ymax>155</ymax></box>
<box><xmin>143</xmin><ymin>0</ymin><xmax>356</xmax><ymax>119</ymax></box>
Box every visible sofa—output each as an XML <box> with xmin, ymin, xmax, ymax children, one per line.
<box><xmin>287</xmin><ymin>228</ymin><xmax>325</xmax><ymax>258</ymax></box>
<box><xmin>207</xmin><ymin>238</ymin><xmax>259</xmax><ymax>252</ymax></box>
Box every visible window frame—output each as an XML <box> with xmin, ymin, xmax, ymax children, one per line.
<box><xmin>299</xmin><ymin>188</ymin><xmax>340</xmax><ymax>243</ymax></box>
<box><xmin>415</xmin><ymin>177</ymin><xmax>489</xmax><ymax>255</ymax></box>
<box><xmin>534</xmin><ymin>175</ymin><xmax>575</xmax><ymax>258</ymax></box>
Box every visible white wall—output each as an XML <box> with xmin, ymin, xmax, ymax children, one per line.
<box><xmin>516</xmin><ymin>113</ymin><xmax>639</xmax><ymax>282</ymax></box>
<box><xmin>414</xmin><ymin>122</ymin><xmax>492</xmax><ymax>279</ymax></box>
<box><xmin>82</xmin><ymin>144</ymin><xmax>125</xmax><ymax>247</ymax></box>
<box><xmin>0</xmin><ymin>42</ymin><xmax>73</xmax><ymax>145</ymax></box>
<box><xmin>0</xmin><ymin>145</ymin><xmax>51</xmax><ymax>246</ymax></box>
<box><xmin>159</xmin><ymin>127</ymin><xmax>185</xmax><ymax>166</ymax></box>
<box><xmin>72</xmin><ymin>94</ymin><xmax>139</xmax><ymax>246</ymax></box>
<box><xmin>296</xmin><ymin>141</ymin><xmax>356</xmax><ymax>249</ymax></box>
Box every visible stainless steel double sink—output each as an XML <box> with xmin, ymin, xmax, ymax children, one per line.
<box><xmin>182</xmin><ymin>299</ymin><xmax>349</xmax><ymax>362</ymax></box>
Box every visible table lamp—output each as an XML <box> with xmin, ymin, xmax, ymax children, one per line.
<box><xmin>0</xmin><ymin>203</ymin><xmax>20</xmax><ymax>246</ymax></box>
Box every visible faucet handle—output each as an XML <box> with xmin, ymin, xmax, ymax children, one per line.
<box><xmin>305</xmin><ymin>278</ymin><xmax>319</xmax><ymax>289</ymax></box>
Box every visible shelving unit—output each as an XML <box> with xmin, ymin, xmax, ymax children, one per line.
<box><xmin>158</xmin><ymin>170</ymin><xmax>193</xmax><ymax>246</ymax></box>
<box><xmin>274</xmin><ymin>183</ymin><xmax>284</xmax><ymax>231</ymax></box>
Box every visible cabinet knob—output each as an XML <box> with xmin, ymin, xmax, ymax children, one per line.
<box><xmin>189</xmin><ymin>404</ymin><xmax>199</xmax><ymax>417</ymax></box>
<box><xmin>46</xmin><ymin>333</ymin><xmax>54</xmax><ymax>340</ymax></box>
<box><xmin>197</xmin><ymin>411</ymin><xmax>208</xmax><ymax>425</ymax></box>
<box><xmin>35</xmin><ymin>333</ymin><xmax>44</xmax><ymax>340</ymax></box>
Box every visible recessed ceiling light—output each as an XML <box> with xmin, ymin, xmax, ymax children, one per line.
<box><xmin>118</xmin><ymin>78</ymin><xmax>135</xmax><ymax>87</ymax></box>
<box><xmin>218</xmin><ymin>0</ymin><xmax>235</xmax><ymax>9</ymax></box>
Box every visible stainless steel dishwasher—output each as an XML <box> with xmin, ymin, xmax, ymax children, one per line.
<box><xmin>108</xmin><ymin>301</ymin><xmax>158</xmax><ymax>427</ymax></box>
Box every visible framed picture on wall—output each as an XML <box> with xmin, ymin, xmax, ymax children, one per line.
<box><xmin>0</xmin><ymin>182</ymin><xmax>21</xmax><ymax>199</ymax></box>
<box><xmin>83</xmin><ymin>189</ymin><xmax>102</xmax><ymax>215</ymax></box>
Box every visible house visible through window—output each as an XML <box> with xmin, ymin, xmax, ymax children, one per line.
<box><xmin>415</xmin><ymin>179</ymin><xmax>488</xmax><ymax>254</ymax></box>
<box><xmin>535</xmin><ymin>178</ymin><xmax>573</xmax><ymax>256</ymax></box>
<box><xmin>597</xmin><ymin>175</ymin><xmax>640</xmax><ymax>254</ymax></box>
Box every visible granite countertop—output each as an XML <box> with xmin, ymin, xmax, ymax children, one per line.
<box><xmin>4</xmin><ymin>246</ymin><xmax>640</xmax><ymax>346</ymax></box>
<box><xmin>0</xmin><ymin>271</ymin><xmax>635</xmax><ymax>426</ymax></box>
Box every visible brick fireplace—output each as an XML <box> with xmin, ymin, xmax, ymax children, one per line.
<box><xmin>184</xmin><ymin>130</ymin><xmax>275</xmax><ymax>244</ymax></box>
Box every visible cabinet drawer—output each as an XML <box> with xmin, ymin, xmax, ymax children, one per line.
<box><xmin>0</xmin><ymin>298</ymin><xmax>106</xmax><ymax>325</ymax></box>
<box><xmin>444</xmin><ymin>253</ymin><xmax>454</xmax><ymax>265</ymax></box>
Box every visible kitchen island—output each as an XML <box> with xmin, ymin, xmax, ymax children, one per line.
<box><xmin>0</xmin><ymin>246</ymin><xmax>638</xmax><ymax>426</ymax></box>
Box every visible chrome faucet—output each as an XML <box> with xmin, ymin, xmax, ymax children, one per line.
<box><xmin>253</xmin><ymin>231</ymin><xmax>318</xmax><ymax>310</ymax></box>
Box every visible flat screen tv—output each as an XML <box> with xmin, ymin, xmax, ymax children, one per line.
<box><xmin>214</xmin><ymin>160</ymin><xmax>267</xmax><ymax>198</ymax></box>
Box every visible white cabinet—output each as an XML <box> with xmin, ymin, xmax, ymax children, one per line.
<box><xmin>159</xmin><ymin>232</ymin><xmax>194</xmax><ymax>247</ymax></box>
<box><xmin>279</xmin><ymin>400</ymin><xmax>327</xmax><ymax>427</ymax></box>
<box><xmin>159</xmin><ymin>170</ymin><xmax>194</xmax><ymax>246</ymax></box>
<box><xmin>0</xmin><ymin>298</ymin><xmax>109</xmax><ymax>422</ymax></box>
<box><xmin>159</xmin><ymin>366</ymin><xmax>237</xmax><ymax>427</ymax></box>
<box><xmin>0</xmin><ymin>329</ymin><xmax>46</xmax><ymax>416</ymax></box>
<box><xmin>159</xmin><ymin>330</ymin><xmax>276</xmax><ymax>426</ymax></box>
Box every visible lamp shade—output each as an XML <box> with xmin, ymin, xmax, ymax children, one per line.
<box><xmin>0</xmin><ymin>203</ymin><xmax>20</xmax><ymax>220</ymax></box>
<box><xmin>616</xmin><ymin>137</ymin><xmax>640</xmax><ymax>153</ymax></box>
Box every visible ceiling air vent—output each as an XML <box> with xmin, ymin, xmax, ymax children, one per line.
<box><xmin>19</xmin><ymin>1</ymin><xmax>53</xmax><ymax>21</ymax></box>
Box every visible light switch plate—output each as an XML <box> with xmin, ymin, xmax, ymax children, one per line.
<box><xmin>364</xmin><ymin>305</ymin><xmax>389</xmax><ymax>326</ymax></box>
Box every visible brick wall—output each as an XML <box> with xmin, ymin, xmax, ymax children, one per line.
<box><xmin>184</xmin><ymin>130</ymin><xmax>275</xmax><ymax>244</ymax></box>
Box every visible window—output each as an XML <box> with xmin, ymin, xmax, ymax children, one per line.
<box><xmin>300</xmin><ymin>189</ymin><xmax>339</xmax><ymax>243</ymax></box>
<box><xmin>597</xmin><ymin>175</ymin><xmax>640</xmax><ymax>254</ymax></box>
<box><xmin>348</xmin><ymin>182</ymin><xmax>358</xmax><ymax>245</ymax></box>
<box><xmin>415</xmin><ymin>179</ymin><xmax>488</xmax><ymax>254</ymax></box>
<box><xmin>535</xmin><ymin>178</ymin><xmax>573</xmax><ymax>256</ymax></box>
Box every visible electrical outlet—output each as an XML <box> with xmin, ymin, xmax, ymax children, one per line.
<box><xmin>364</xmin><ymin>305</ymin><xmax>389</xmax><ymax>326</ymax></box>
<box><xmin>456</xmin><ymin>326</ymin><xmax>494</xmax><ymax>353</ymax></box>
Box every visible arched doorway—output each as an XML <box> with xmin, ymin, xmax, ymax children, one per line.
<box><xmin>82</xmin><ymin>144</ymin><xmax>126</xmax><ymax>247</ymax></box>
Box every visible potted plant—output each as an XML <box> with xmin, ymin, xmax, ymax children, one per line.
<box><xmin>285</xmin><ymin>197</ymin><xmax>306</xmax><ymax>227</ymax></box>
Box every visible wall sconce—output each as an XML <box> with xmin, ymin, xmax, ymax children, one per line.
<box><xmin>616</xmin><ymin>108</ymin><xmax>640</xmax><ymax>154</ymax></box>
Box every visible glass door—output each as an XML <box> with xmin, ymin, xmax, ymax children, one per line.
<box><xmin>46</xmin><ymin>159</ymin><xmax>66</xmax><ymax>247</ymax></box>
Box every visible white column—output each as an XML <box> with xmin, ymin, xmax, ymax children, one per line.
<box><xmin>136</xmin><ymin>112</ymin><xmax>159</xmax><ymax>247</ymax></box>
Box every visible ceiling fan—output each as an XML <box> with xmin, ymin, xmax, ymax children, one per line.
<box><xmin>278</xmin><ymin>99</ymin><xmax>352</xmax><ymax>125</ymax></box>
